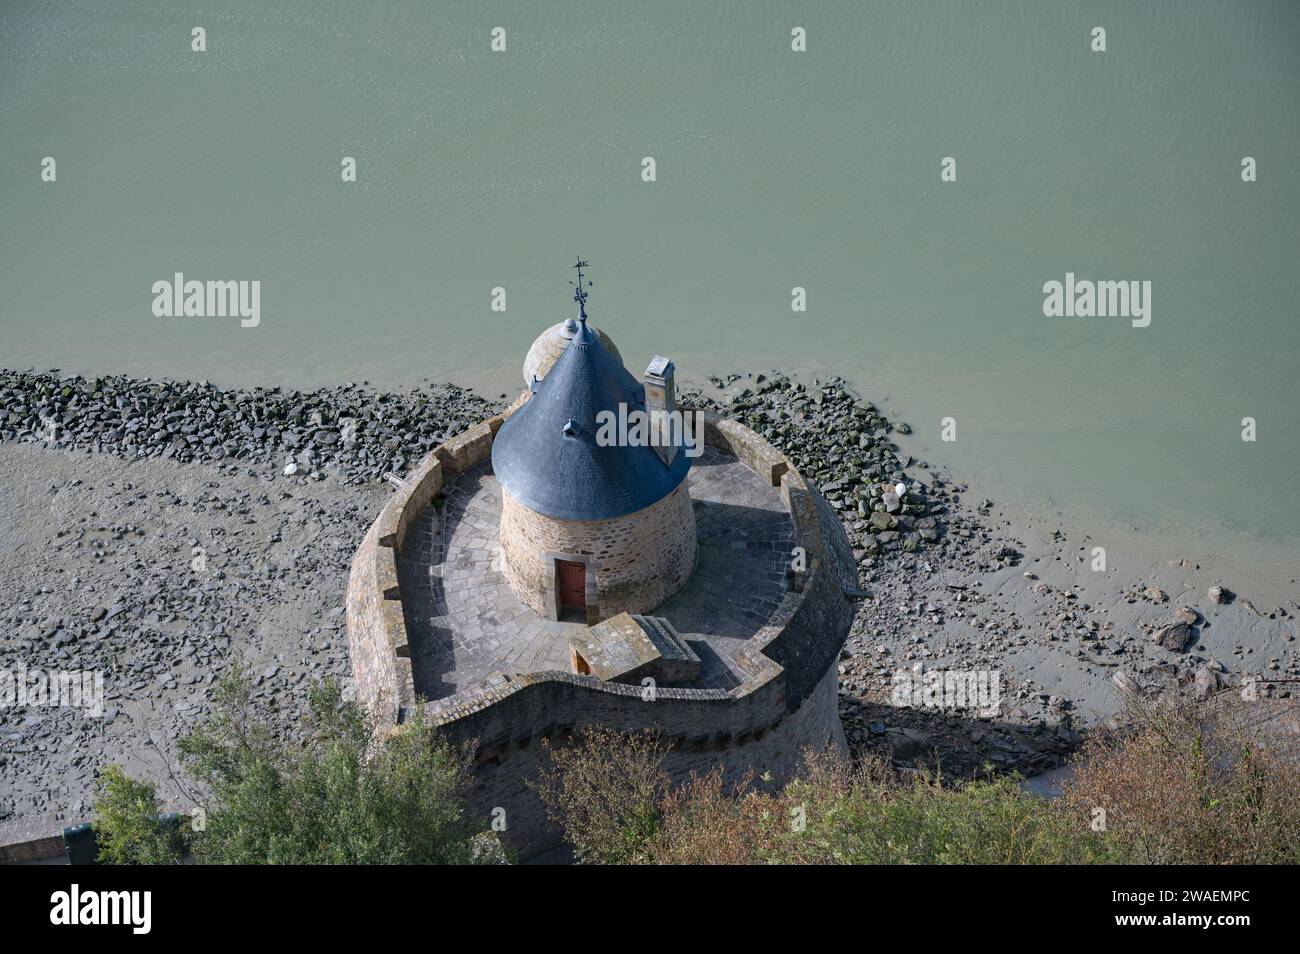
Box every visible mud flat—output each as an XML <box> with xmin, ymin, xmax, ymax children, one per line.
<box><xmin>1</xmin><ymin>368</ymin><xmax>1295</xmax><ymax>842</ymax></box>
<box><xmin>687</xmin><ymin>371</ymin><xmax>1298</xmax><ymax>779</ymax></box>
<box><xmin>0</xmin><ymin>443</ymin><xmax>384</xmax><ymax>845</ymax></box>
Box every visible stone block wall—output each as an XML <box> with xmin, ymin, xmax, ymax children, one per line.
<box><xmin>347</xmin><ymin>517</ymin><xmax>416</xmax><ymax>725</ymax></box>
<box><xmin>700</xmin><ymin>412</ymin><xmax>790</xmax><ymax>488</ymax></box>
<box><xmin>499</xmin><ymin>480</ymin><xmax>697</xmax><ymax>622</ymax></box>
<box><xmin>346</xmin><ymin>408</ymin><xmax>510</xmax><ymax>722</ymax></box>
<box><xmin>426</xmin><ymin>657</ymin><xmax>843</xmax><ymax>859</ymax></box>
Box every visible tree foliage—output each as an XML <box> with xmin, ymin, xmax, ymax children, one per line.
<box><xmin>93</xmin><ymin>765</ymin><xmax>185</xmax><ymax>865</ymax></box>
<box><xmin>179</xmin><ymin>668</ymin><xmax>490</xmax><ymax>864</ymax></box>
<box><xmin>535</xmin><ymin>696</ymin><xmax>1300</xmax><ymax>865</ymax></box>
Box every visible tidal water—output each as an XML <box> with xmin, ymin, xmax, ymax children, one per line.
<box><xmin>2</xmin><ymin>1</ymin><xmax>1298</xmax><ymax>585</ymax></box>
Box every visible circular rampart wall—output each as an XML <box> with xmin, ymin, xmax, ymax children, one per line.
<box><xmin>345</xmin><ymin>400</ymin><xmax>858</xmax><ymax>859</ymax></box>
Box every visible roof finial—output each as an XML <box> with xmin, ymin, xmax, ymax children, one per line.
<box><xmin>570</xmin><ymin>257</ymin><xmax>592</xmax><ymax>323</ymax></box>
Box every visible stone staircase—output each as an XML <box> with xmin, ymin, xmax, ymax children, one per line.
<box><xmin>629</xmin><ymin>614</ymin><xmax>700</xmax><ymax>682</ymax></box>
<box><xmin>567</xmin><ymin>612</ymin><xmax>702</xmax><ymax>685</ymax></box>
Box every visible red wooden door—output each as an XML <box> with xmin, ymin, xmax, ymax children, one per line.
<box><xmin>557</xmin><ymin>560</ymin><xmax>586</xmax><ymax>609</ymax></box>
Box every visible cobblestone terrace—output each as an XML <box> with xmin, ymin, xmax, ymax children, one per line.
<box><xmin>397</xmin><ymin>446</ymin><xmax>794</xmax><ymax>700</ymax></box>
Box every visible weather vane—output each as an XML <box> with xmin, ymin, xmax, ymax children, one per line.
<box><xmin>570</xmin><ymin>257</ymin><xmax>593</xmax><ymax>319</ymax></box>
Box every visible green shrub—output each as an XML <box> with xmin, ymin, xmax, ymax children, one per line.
<box><xmin>93</xmin><ymin>765</ymin><xmax>185</xmax><ymax>865</ymax></box>
<box><xmin>179</xmin><ymin>667</ymin><xmax>489</xmax><ymax>864</ymax></box>
<box><xmin>648</xmin><ymin>750</ymin><xmax>1116</xmax><ymax>865</ymax></box>
<box><xmin>534</xmin><ymin>733</ymin><xmax>1113</xmax><ymax>865</ymax></box>
<box><xmin>532</xmin><ymin>727</ymin><xmax>669</xmax><ymax>864</ymax></box>
<box><xmin>538</xmin><ymin>697</ymin><xmax>1299</xmax><ymax>865</ymax></box>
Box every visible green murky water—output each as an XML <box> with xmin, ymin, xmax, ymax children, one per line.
<box><xmin>2</xmin><ymin>0</ymin><xmax>1298</xmax><ymax>582</ymax></box>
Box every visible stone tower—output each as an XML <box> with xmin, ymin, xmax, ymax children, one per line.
<box><xmin>490</xmin><ymin>266</ymin><xmax>697</xmax><ymax>624</ymax></box>
<box><xmin>346</xmin><ymin>259</ymin><xmax>858</xmax><ymax>858</ymax></box>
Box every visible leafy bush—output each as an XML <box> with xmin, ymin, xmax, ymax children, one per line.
<box><xmin>178</xmin><ymin>667</ymin><xmax>489</xmax><ymax>864</ymax></box>
<box><xmin>93</xmin><ymin>665</ymin><xmax>1298</xmax><ymax>865</ymax></box>
<box><xmin>532</xmin><ymin>727</ymin><xmax>669</xmax><ymax>864</ymax></box>
<box><xmin>533</xmin><ymin>699</ymin><xmax>1300</xmax><ymax>865</ymax></box>
<box><xmin>1062</xmin><ymin>694</ymin><xmax>1300</xmax><ymax>864</ymax></box>
<box><xmin>652</xmin><ymin>752</ymin><xmax>1112</xmax><ymax>864</ymax></box>
<box><xmin>536</xmin><ymin>737</ymin><xmax>1112</xmax><ymax>864</ymax></box>
<box><xmin>93</xmin><ymin>765</ymin><xmax>185</xmax><ymax>865</ymax></box>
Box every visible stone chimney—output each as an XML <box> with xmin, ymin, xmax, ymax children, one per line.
<box><xmin>643</xmin><ymin>355</ymin><xmax>677</xmax><ymax>466</ymax></box>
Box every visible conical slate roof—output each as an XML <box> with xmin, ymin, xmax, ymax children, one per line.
<box><xmin>522</xmin><ymin>318</ymin><xmax>621</xmax><ymax>387</ymax></box>
<box><xmin>492</xmin><ymin>319</ymin><xmax>692</xmax><ymax>521</ymax></box>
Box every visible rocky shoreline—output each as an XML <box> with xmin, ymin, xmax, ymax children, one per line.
<box><xmin>0</xmin><ymin>368</ymin><xmax>501</xmax><ymax>484</ymax></box>
<box><xmin>686</xmin><ymin>372</ymin><xmax>1296</xmax><ymax>778</ymax></box>
<box><xmin>1</xmin><ymin>367</ymin><xmax>1296</xmax><ymax>838</ymax></box>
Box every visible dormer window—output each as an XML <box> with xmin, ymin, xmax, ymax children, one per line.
<box><xmin>562</xmin><ymin>418</ymin><xmax>580</xmax><ymax>438</ymax></box>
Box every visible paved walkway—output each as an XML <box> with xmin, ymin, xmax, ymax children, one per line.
<box><xmin>397</xmin><ymin>447</ymin><xmax>794</xmax><ymax>701</ymax></box>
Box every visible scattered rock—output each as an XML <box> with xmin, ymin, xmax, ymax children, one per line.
<box><xmin>885</xmin><ymin>726</ymin><xmax>932</xmax><ymax>759</ymax></box>
<box><xmin>868</xmin><ymin>511</ymin><xmax>896</xmax><ymax>531</ymax></box>
<box><xmin>1113</xmin><ymin>670</ymin><xmax>1140</xmax><ymax>694</ymax></box>
<box><xmin>1152</xmin><ymin>621</ymin><xmax>1194</xmax><ymax>652</ymax></box>
<box><xmin>0</xmin><ymin>369</ymin><xmax>500</xmax><ymax>485</ymax></box>
<box><xmin>1191</xmin><ymin>666</ymin><xmax>1220</xmax><ymax>701</ymax></box>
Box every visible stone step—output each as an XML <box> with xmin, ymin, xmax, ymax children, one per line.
<box><xmin>571</xmin><ymin>612</ymin><xmax>702</xmax><ymax>685</ymax></box>
<box><xmin>631</xmin><ymin>614</ymin><xmax>699</xmax><ymax>664</ymax></box>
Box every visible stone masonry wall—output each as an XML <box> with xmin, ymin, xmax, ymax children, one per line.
<box><xmin>346</xmin><ymin>518</ymin><xmax>413</xmax><ymax>726</ymax></box>
<box><xmin>346</xmin><ymin>408</ymin><xmax>512</xmax><ymax>722</ymax></box>
<box><xmin>499</xmin><ymin>480</ymin><xmax>697</xmax><ymax>622</ymax></box>
<box><xmin>431</xmin><ymin>657</ymin><xmax>844</xmax><ymax>859</ymax></box>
